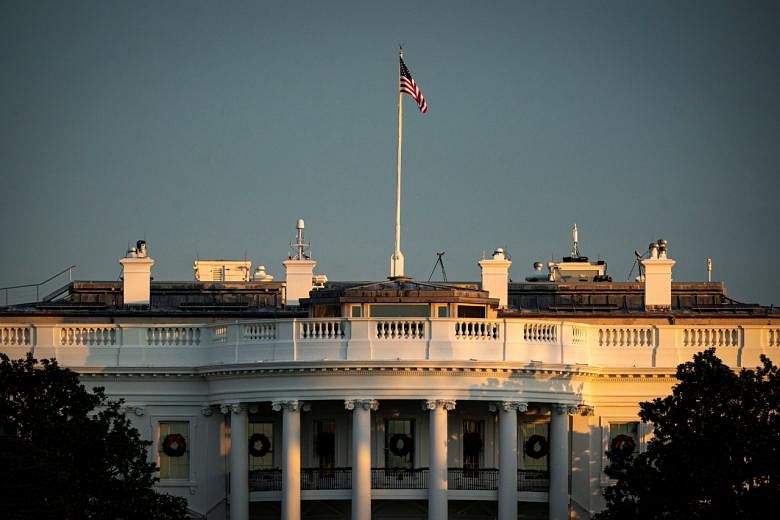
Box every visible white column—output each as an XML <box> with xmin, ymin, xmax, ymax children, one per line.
<box><xmin>425</xmin><ymin>399</ymin><xmax>455</xmax><ymax>520</ymax></box>
<box><xmin>273</xmin><ymin>400</ymin><xmax>301</xmax><ymax>520</ymax></box>
<box><xmin>499</xmin><ymin>401</ymin><xmax>527</xmax><ymax>520</ymax></box>
<box><xmin>346</xmin><ymin>399</ymin><xmax>378</xmax><ymax>520</ymax></box>
<box><xmin>222</xmin><ymin>403</ymin><xmax>248</xmax><ymax>520</ymax></box>
<box><xmin>549</xmin><ymin>404</ymin><xmax>575</xmax><ymax>520</ymax></box>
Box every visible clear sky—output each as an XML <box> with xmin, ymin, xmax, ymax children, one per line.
<box><xmin>1</xmin><ymin>1</ymin><xmax>778</xmax><ymax>305</ymax></box>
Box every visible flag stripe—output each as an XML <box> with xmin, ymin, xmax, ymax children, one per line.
<box><xmin>400</xmin><ymin>57</ymin><xmax>428</xmax><ymax>113</ymax></box>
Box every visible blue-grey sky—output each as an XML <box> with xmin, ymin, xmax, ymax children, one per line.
<box><xmin>1</xmin><ymin>1</ymin><xmax>778</xmax><ymax>305</ymax></box>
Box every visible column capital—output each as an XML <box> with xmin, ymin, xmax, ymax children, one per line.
<box><xmin>500</xmin><ymin>400</ymin><xmax>528</xmax><ymax>413</ymax></box>
<box><xmin>220</xmin><ymin>402</ymin><xmax>245</xmax><ymax>415</ymax></box>
<box><xmin>272</xmin><ymin>400</ymin><xmax>301</xmax><ymax>412</ymax></box>
<box><xmin>577</xmin><ymin>404</ymin><xmax>595</xmax><ymax>416</ymax></box>
<box><xmin>345</xmin><ymin>399</ymin><xmax>379</xmax><ymax>411</ymax></box>
<box><xmin>423</xmin><ymin>399</ymin><xmax>456</xmax><ymax>411</ymax></box>
<box><xmin>551</xmin><ymin>403</ymin><xmax>579</xmax><ymax>415</ymax></box>
<box><xmin>201</xmin><ymin>405</ymin><xmax>214</xmax><ymax>417</ymax></box>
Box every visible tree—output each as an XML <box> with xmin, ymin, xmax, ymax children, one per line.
<box><xmin>0</xmin><ymin>353</ymin><xmax>188</xmax><ymax>520</ymax></box>
<box><xmin>596</xmin><ymin>349</ymin><xmax>780</xmax><ymax>520</ymax></box>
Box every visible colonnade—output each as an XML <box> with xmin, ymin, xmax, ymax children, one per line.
<box><xmin>220</xmin><ymin>400</ymin><xmax>577</xmax><ymax>520</ymax></box>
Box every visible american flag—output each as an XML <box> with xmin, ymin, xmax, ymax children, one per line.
<box><xmin>400</xmin><ymin>57</ymin><xmax>428</xmax><ymax>113</ymax></box>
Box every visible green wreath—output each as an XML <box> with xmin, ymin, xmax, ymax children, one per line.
<box><xmin>388</xmin><ymin>433</ymin><xmax>413</xmax><ymax>457</ymax></box>
<box><xmin>249</xmin><ymin>433</ymin><xmax>271</xmax><ymax>457</ymax></box>
<box><xmin>611</xmin><ymin>434</ymin><xmax>636</xmax><ymax>454</ymax></box>
<box><xmin>162</xmin><ymin>433</ymin><xmax>187</xmax><ymax>457</ymax></box>
<box><xmin>523</xmin><ymin>434</ymin><xmax>549</xmax><ymax>459</ymax></box>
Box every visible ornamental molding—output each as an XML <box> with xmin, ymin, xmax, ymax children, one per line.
<box><xmin>219</xmin><ymin>403</ymin><xmax>244</xmax><ymax>415</ymax></box>
<box><xmin>423</xmin><ymin>399</ymin><xmax>456</xmax><ymax>411</ymax></box>
<box><xmin>551</xmin><ymin>403</ymin><xmax>579</xmax><ymax>415</ymax></box>
<box><xmin>345</xmin><ymin>399</ymin><xmax>379</xmax><ymax>411</ymax></box>
<box><xmin>201</xmin><ymin>405</ymin><xmax>213</xmax><ymax>417</ymax></box>
<box><xmin>271</xmin><ymin>400</ymin><xmax>301</xmax><ymax>412</ymax></box>
<box><xmin>500</xmin><ymin>400</ymin><xmax>528</xmax><ymax>413</ymax></box>
<box><xmin>577</xmin><ymin>404</ymin><xmax>595</xmax><ymax>416</ymax></box>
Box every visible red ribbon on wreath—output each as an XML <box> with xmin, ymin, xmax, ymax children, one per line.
<box><xmin>610</xmin><ymin>434</ymin><xmax>636</xmax><ymax>454</ymax></box>
<box><xmin>162</xmin><ymin>433</ymin><xmax>187</xmax><ymax>457</ymax></box>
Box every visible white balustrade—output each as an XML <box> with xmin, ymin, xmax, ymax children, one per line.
<box><xmin>375</xmin><ymin>320</ymin><xmax>425</xmax><ymax>340</ymax></box>
<box><xmin>1</xmin><ymin>326</ymin><xmax>31</xmax><ymax>346</ymax></box>
<box><xmin>523</xmin><ymin>323</ymin><xmax>557</xmax><ymax>343</ymax></box>
<box><xmin>242</xmin><ymin>322</ymin><xmax>277</xmax><ymax>341</ymax></box>
<box><xmin>299</xmin><ymin>320</ymin><xmax>346</xmax><ymax>340</ymax></box>
<box><xmin>147</xmin><ymin>327</ymin><xmax>201</xmax><ymax>346</ymax></box>
<box><xmin>769</xmin><ymin>328</ymin><xmax>780</xmax><ymax>347</ymax></box>
<box><xmin>212</xmin><ymin>325</ymin><xmax>228</xmax><ymax>344</ymax></box>
<box><xmin>598</xmin><ymin>327</ymin><xmax>655</xmax><ymax>347</ymax></box>
<box><xmin>59</xmin><ymin>326</ymin><xmax>116</xmax><ymax>346</ymax></box>
<box><xmin>570</xmin><ymin>326</ymin><xmax>586</xmax><ymax>345</ymax></box>
<box><xmin>454</xmin><ymin>320</ymin><xmax>500</xmax><ymax>340</ymax></box>
<box><xmin>683</xmin><ymin>327</ymin><xmax>740</xmax><ymax>348</ymax></box>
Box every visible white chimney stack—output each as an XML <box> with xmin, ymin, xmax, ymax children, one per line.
<box><xmin>641</xmin><ymin>239</ymin><xmax>675</xmax><ymax>311</ymax></box>
<box><xmin>479</xmin><ymin>248</ymin><xmax>512</xmax><ymax>308</ymax></box>
<box><xmin>119</xmin><ymin>240</ymin><xmax>155</xmax><ymax>306</ymax></box>
<box><xmin>283</xmin><ymin>218</ymin><xmax>317</xmax><ymax>306</ymax></box>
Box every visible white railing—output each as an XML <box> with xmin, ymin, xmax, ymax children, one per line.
<box><xmin>683</xmin><ymin>327</ymin><xmax>740</xmax><ymax>348</ymax></box>
<box><xmin>212</xmin><ymin>325</ymin><xmax>229</xmax><ymax>344</ymax></box>
<box><xmin>376</xmin><ymin>320</ymin><xmax>426</xmax><ymax>340</ymax></box>
<box><xmin>768</xmin><ymin>328</ymin><xmax>780</xmax><ymax>347</ymax></box>
<box><xmin>59</xmin><ymin>326</ymin><xmax>116</xmax><ymax>346</ymax></box>
<box><xmin>598</xmin><ymin>327</ymin><xmax>655</xmax><ymax>347</ymax></box>
<box><xmin>299</xmin><ymin>320</ymin><xmax>346</xmax><ymax>340</ymax></box>
<box><xmin>147</xmin><ymin>327</ymin><xmax>201</xmax><ymax>346</ymax></box>
<box><xmin>2</xmin><ymin>320</ymin><xmax>776</xmax><ymax>369</ymax></box>
<box><xmin>454</xmin><ymin>320</ymin><xmax>500</xmax><ymax>340</ymax></box>
<box><xmin>243</xmin><ymin>322</ymin><xmax>277</xmax><ymax>341</ymax></box>
<box><xmin>1</xmin><ymin>326</ymin><xmax>31</xmax><ymax>346</ymax></box>
<box><xmin>571</xmin><ymin>326</ymin><xmax>586</xmax><ymax>345</ymax></box>
<box><xmin>524</xmin><ymin>323</ymin><xmax>557</xmax><ymax>343</ymax></box>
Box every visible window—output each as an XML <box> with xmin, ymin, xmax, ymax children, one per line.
<box><xmin>370</xmin><ymin>305</ymin><xmax>429</xmax><ymax>318</ymax></box>
<box><xmin>351</xmin><ymin>305</ymin><xmax>362</xmax><ymax>318</ymax></box>
<box><xmin>159</xmin><ymin>421</ymin><xmax>189</xmax><ymax>480</ymax></box>
<box><xmin>437</xmin><ymin>306</ymin><xmax>449</xmax><ymax>318</ymax></box>
<box><xmin>385</xmin><ymin>419</ymin><xmax>414</xmax><ymax>469</ymax></box>
<box><xmin>457</xmin><ymin>305</ymin><xmax>485</xmax><ymax>318</ymax></box>
<box><xmin>315</xmin><ymin>419</ymin><xmax>336</xmax><ymax>471</ymax></box>
<box><xmin>520</xmin><ymin>422</ymin><xmax>549</xmax><ymax>472</ymax></box>
<box><xmin>608</xmin><ymin>421</ymin><xmax>639</xmax><ymax>456</ymax></box>
<box><xmin>462</xmin><ymin>419</ymin><xmax>484</xmax><ymax>470</ymax></box>
<box><xmin>249</xmin><ymin>421</ymin><xmax>274</xmax><ymax>470</ymax></box>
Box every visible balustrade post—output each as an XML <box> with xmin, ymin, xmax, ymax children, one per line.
<box><xmin>273</xmin><ymin>400</ymin><xmax>302</xmax><ymax>520</ymax></box>
<box><xmin>425</xmin><ymin>399</ymin><xmax>455</xmax><ymax>520</ymax></box>
<box><xmin>346</xmin><ymin>399</ymin><xmax>378</xmax><ymax>520</ymax></box>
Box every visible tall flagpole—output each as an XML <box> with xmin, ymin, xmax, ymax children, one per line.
<box><xmin>391</xmin><ymin>48</ymin><xmax>405</xmax><ymax>278</ymax></box>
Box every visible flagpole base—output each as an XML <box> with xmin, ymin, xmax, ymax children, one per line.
<box><xmin>390</xmin><ymin>252</ymin><xmax>405</xmax><ymax>278</ymax></box>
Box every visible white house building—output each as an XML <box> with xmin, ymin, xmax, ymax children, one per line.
<box><xmin>1</xmin><ymin>225</ymin><xmax>777</xmax><ymax>520</ymax></box>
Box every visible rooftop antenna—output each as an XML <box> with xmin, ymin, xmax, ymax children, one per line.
<box><xmin>427</xmin><ymin>251</ymin><xmax>447</xmax><ymax>282</ymax></box>
<box><xmin>707</xmin><ymin>257</ymin><xmax>712</xmax><ymax>282</ymax></box>
<box><xmin>571</xmin><ymin>223</ymin><xmax>579</xmax><ymax>257</ymax></box>
<box><xmin>289</xmin><ymin>218</ymin><xmax>310</xmax><ymax>260</ymax></box>
<box><xmin>627</xmin><ymin>249</ymin><xmax>647</xmax><ymax>281</ymax></box>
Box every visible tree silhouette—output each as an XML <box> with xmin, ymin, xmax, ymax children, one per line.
<box><xmin>0</xmin><ymin>353</ymin><xmax>187</xmax><ymax>520</ymax></box>
<box><xmin>597</xmin><ymin>348</ymin><xmax>780</xmax><ymax>519</ymax></box>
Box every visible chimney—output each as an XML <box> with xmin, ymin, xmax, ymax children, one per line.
<box><xmin>641</xmin><ymin>239</ymin><xmax>675</xmax><ymax>311</ymax></box>
<box><xmin>479</xmin><ymin>248</ymin><xmax>512</xmax><ymax>308</ymax></box>
<box><xmin>119</xmin><ymin>240</ymin><xmax>155</xmax><ymax>306</ymax></box>
<box><xmin>283</xmin><ymin>218</ymin><xmax>317</xmax><ymax>306</ymax></box>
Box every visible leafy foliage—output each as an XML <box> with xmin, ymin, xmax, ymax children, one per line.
<box><xmin>0</xmin><ymin>353</ymin><xmax>188</xmax><ymax>520</ymax></box>
<box><xmin>596</xmin><ymin>349</ymin><xmax>780</xmax><ymax>519</ymax></box>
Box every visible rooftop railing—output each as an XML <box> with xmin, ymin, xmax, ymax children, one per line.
<box><xmin>0</xmin><ymin>318</ymin><xmax>774</xmax><ymax>369</ymax></box>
